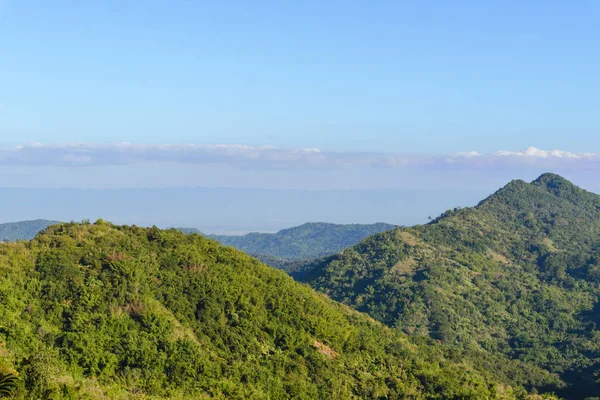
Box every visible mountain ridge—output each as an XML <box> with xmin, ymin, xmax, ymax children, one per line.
<box><xmin>298</xmin><ymin>174</ymin><xmax>600</xmax><ymax>399</ymax></box>
<box><xmin>0</xmin><ymin>221</ymin><xmax>545</xmax><ymax>398</ymax></box>
<box><xmin>209</xmin><ymin>222</ymin><xmax>397</xmax><ymax>269</ymax></box>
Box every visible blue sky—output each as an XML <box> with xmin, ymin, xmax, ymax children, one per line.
<box><xmin>1</xmin><ymin>1</ymin><xmax>600</xmax><ymax>228</ymax></box>
<box><xmin>1</xmin><ymin>0</ymin><xmax>599</xmax><ymax>154</ymax></box>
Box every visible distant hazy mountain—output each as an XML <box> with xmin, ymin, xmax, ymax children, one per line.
<box><xmin>209</xmin><ymin>222</ymin><xmax>396</xmax><ymax>268</ymax></box>
<box><xmin>0</xmin><ymin>219</ymin><xmax>60</xmax><ymax>241</ymax></box>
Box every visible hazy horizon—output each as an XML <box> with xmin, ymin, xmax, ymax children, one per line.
<box><xmin>0</xmin><ymin>186</ymin><xmax>496</xmax><ymax>234</ymax></box>
<box><xmin>1</xmin><ymin>1</ymin><xmax>599</xmax><ymax>231</ymax></box>
<box><xmin>0</xmin><ymin>169</ymin><xmax>598</xmax><ymax>234</ymax></box>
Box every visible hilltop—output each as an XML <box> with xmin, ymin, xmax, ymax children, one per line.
<box><xmin>299</xmin><ymin>173</ymin><xmax>600</xmax><ymax>399</ymax></box>
<box><xmin>0</xmin><ymin>221</ymin><xmax>545</xmax><ymax>399</ymax></box>
<box><xmin>0</xmin><ymin>221</ymin><xmax>396</xmax><ymax>273</ymax></box>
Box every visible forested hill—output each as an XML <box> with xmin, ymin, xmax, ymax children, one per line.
<box><xmin>0</xmin><ymin>219</ymin><xmax>59</xmax><ymax>242</ymax></box>
<box><xmin>209</xmin><ymin>222</ymin><xmax>396</xmax><ymax>267</ymax></box>
<box><xmin>0</xmin><ymin>221</ymin><xmax>549</xmax><ymax>399</ymax></box>
<box><xmin>298</xmin><ymin>173</ymin><xmax>600</xmax><ymax>399</ymax></box>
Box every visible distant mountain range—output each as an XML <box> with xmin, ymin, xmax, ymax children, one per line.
<box><xmin>0</xmin><ymin>219</ymin><xmax>60</xmax><ymax>242</ymax></box>
<box><xmin>207</xmin><ymin>222</ymin><xmax>397</xmax><ymax>268</ymax></box>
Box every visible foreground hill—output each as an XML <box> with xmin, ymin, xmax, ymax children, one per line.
<box><xmin>210</xmin><ymin>222</ymin><xmax>396</xmax><ymax>269</ymax></box>
<box><xmin>0</xmin><ymin>221</ymin><xmax>547</xmax><ymax>399</ymax></box>
<box><xmin>0</xmin><ymin>219</ymin><xmax>59</xmax><ymax>242</ymax></box>
<box><xmin>299</xmin><ymin>174</ymin><xmax>600</xmax><ymax>399</ymax></box>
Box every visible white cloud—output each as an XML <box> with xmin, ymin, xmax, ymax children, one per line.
<box><xmin>487</xmin><ymin>146</ymin><xmax>598</xmax><ymax>160</ymax></box>
<box><xmin>439</xmin><ymin>146</ymin><xmax>600</xmax><ymax>171</ymax></box>
<box><xmin>0</xmin><ymin>143</ymin><xmax>598</xmax><ymax>171</ymax></box>
<box><xmin>0</xmin><ymin>143</ymin><xmax>332</xmax><ymax>169</ymax></box>
<box><xmin>455</xmin><ymin>151</ymin><xmax>481</xmax><ymax>158</ymax></box>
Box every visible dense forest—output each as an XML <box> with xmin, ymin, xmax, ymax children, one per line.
<box><xmin>0</xmin><ymin>221</ymin><xmax>394</xmax><ymax>272</ymax></box>
<box><xmin>0</xmin><ymin>221</ymin><xmax>552</xmax><ymax>399</ymax></box>
<box><xmin>0</xmin><ymin>220</ymin><xmax>59</xmax><ymax>242</ymax></box>
<box><xmin>298</xmin><ymin>173</ymin><xmax>600</xmax><ymax>400</ymax></box>
<box><xmin>210</xmin><ymin>222</ymin><xmax>396</xmax><ymax>269</ymax></box>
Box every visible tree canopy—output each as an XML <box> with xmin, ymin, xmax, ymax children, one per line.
<box><xmin>299</xmin><ymin>173</ymin><xmax>600</xmax><ymax>399</ymax></box>
<box><xmin>0</xmin><ymin>221</ymin><xmax>542</xmax><ymax>399</ymax></box>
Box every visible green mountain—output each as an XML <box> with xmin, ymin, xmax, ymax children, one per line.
<box><xmin>210</xmin><ymin>222</ymin><xmax>396</xmax><ymax>269</ymax></box>
<box><xmin>298</xmin><ymin>173</ymin><xmax>600</xmax><ymax>399</ymax></box>
<box><xmin>0</xmin><ymin>220</ymin><xmax>60</xmax><ymax>242</ymax></box>
<box><xmin>0</xmin><ymin>221</ymin><xmax>547</xmax><ymax>399</ymax></box>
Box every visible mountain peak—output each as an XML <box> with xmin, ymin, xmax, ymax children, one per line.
<box><xmin>531</xmin><ymin>172</ymin><xmax>571</xmax><ymax>187</ymax></box>
<box><xmin>531</xmin><ymin>173</ymin><xmax>583</xmax><ymax>199</ymax></box>
<box><xmin>475</xmin><ymin>173</ymin><xmax>598</xmax><ymax>213</ymax></box>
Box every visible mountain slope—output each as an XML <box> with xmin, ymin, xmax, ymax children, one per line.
<box><xmin>210</xmin><ymin>222</ymin><xmax>396</xmax><ymax>268</ymax></box>
<box><xmin>299</xmin><ymin>174</ymin><xmax>600</xmax><ymax>399</ymax></box>
<box><xmin>0</xmin><ymin>221</ymin><xmax>541</xmax><ymax>399</ymax></box>
<box><xmin>0</xmin><ymin>219</ymin><xmax>60</xmax><ymax>242</ymax></box>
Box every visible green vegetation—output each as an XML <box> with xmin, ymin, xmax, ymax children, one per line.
<box><xmin>299</xmin><ymin>173</ymin><xmax>600</xmax><ymax>399</ymax></box>
<box><xmin>0</xmin><ymin>373</ymin><xmax>17</xmax><ymax>398</ymax></box>
<box><xmin>0</xmin><ymin>220</ymin><xmax>60</xmax><ymax>242</ymax></box>
<box><xmin>0</xmin><ymin>221</ymin><xmax>545</xmax><ymax>398</ymax></box>
<box><xmin>210</xmin><ymin>222</ymin><xmax>396</xmax><ymax>269</ymax></box>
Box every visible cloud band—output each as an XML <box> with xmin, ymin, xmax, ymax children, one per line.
<box><xmin>0</xmin><ymin>143</ymin><xmax>597</xmax><ymax>170</ymax></box>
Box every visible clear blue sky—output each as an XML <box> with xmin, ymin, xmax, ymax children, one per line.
<box><xmin>0</xmin><ymin>0</ymin><xmax>599</xmax><ymax>153</ymax></box>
